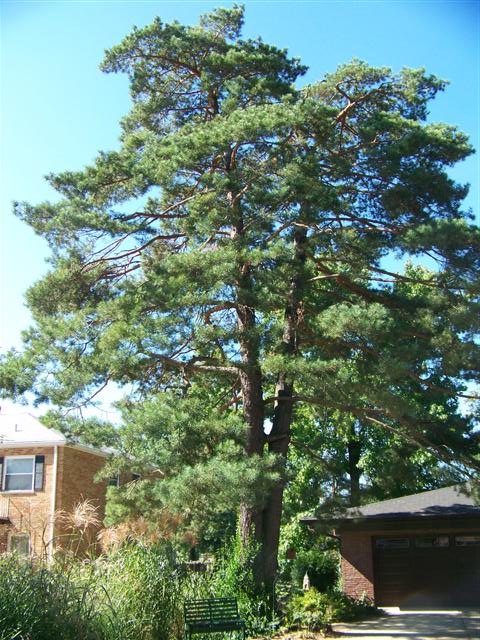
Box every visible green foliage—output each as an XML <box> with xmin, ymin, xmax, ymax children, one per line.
<box><xmin>290</xmin><ymin>548</ymin><xmax>339</xmax><ymax>594</ymax></box>
<box><xmin>102</xmin><ymin>391</ymin><xmax>281</xmax><ymax>544</ymax></box>
<box><xmin>211</xmin><ymin>533</ymin><xmax>278</xmax><ymax>636</ymax></box>
<box><xmin>278</xmin><ymin>519</ymin><xmax>339</xmax><ymax>595</ymax></box>
<box><xmin>0</xmin><ymin>540</ymin><xmax>275</xmax><ymax>640</ymax></box>
<box><xmin>0</xmin><ymin>554</ymin><xmax>102</xmax><ymax>640</ymax></box>
<box><xmin>285</xmin><ymin>588</ymin><xmax>378</xmax><ymax>631</ymax></box>
<box><xmin>1</xmin><ymin>3</ymin><xmax>479</xmax><ymax>589</ymax></box>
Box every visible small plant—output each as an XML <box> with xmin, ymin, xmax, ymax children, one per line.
<box><xmin>285</xmin><ymin>587</ymin><xmax>378</xmax><ymax>632</ymax></box>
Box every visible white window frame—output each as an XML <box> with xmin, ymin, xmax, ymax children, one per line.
<box><xmin>7</xmin><ymin>531</ymin><xmax>31</xmax><ymax>556</ymax></box>
<box><xmin>2</xmin><ymin>455</ymin><xmax>35</xmax><ymax>493</ymax></box>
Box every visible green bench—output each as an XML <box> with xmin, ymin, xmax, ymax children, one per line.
<box><xmin>184</xmin><ymin>597</ymin><xmax>246</xmax><ymax>640</ymax></box>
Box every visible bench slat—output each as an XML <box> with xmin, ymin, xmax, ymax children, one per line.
<box><xmin>184</xmin><ymin>598</ymin><xmax>245</xmax><ymax>639</ymax></box>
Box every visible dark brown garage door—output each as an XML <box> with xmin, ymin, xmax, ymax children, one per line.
<box><xmin>373</xmin><ymin>534</ymin><xmax>480</xmax><ymax>607</ymax></box>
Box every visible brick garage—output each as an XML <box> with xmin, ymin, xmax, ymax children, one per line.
<box><xmin>303</xmin><ymin>484</ymin><xmax>480</xmax><ymax>608</ymax></box>
<box><xmin>340</xmin><ymin>531</ymin><xmax>374</xmax><ymax>601</ymax></box>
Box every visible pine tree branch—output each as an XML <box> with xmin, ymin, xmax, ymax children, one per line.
<box><xmin>403</xmin><ymin>370</ymin><xmax>480</xmax><ymax>401</ymax></box>
<box><xmin>155</xmin><ymin>354</ymin><xmax>239</xmax><ymax>376</ymax></box>
<box><xmin>313</xmin><ymin>261</ymin><xmax>405</xmax><ymax>308</ymax></box>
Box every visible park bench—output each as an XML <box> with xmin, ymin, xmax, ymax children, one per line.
<box><xmin>184</xmin><ymin>597</ymin><xmax>246</xmax><ymax>640</ymax></box>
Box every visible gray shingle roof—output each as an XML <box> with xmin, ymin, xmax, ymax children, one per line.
<box><xmin>343</xmin><ymin>483</ymin><xmax>479</xmax><ymax>520</ymax></box>
<box><xmin>300</xmin><ymin>483</ymin><xmax>480</xmax><ymax>527</ymax></box>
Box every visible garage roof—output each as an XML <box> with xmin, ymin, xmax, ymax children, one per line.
<box><xmin>345</xmin><ymin>483</ymin><xmax>479</xmax><ymax>519</ymax></box>
<box><xmin>301</xmin><ymin>483</ymin><xmax>480</xmax><ymax>525</ymax></box>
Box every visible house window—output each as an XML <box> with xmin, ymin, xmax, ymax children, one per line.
<box><xmin>455</xmin><ymin>535</ymin><xmax>480</xmax><ymax>547</ymax></box>
<box><xmin>3</xmin><ymin>456</ymin><xmax>35</xmax><ymax>492</ymax></box>
<box><xmin>8</xmin><ymin>533</ymin><xmax>30</xmax><ymax>556</ymax></box>
<box><xmin>34</xmin><ymin>456</ymin><xmax>45</xmax><ymax>491</ymax></box>
<box><xmin>415</xmin><ymin>535</ymin><xmax>449</xmax><ymax>548</ymax></box>
<box><xmin>375</xmin><ymin>537</ymin><xmax>410</xmax><ymax>550</ymax></box>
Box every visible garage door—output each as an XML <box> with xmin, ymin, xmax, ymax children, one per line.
<box><xmin>373</xmin><ymin>534</ymin><xmax>480</xmax><ymax>607</ymax></box>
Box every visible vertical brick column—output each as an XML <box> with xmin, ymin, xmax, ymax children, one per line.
<box><xmin>0</xmin><ymin>524</ymin><xmax>9</xmax><ymax>553</ymax></box>
<box><xmin>340</xmin><ymin>531</ymin><xmax>375</xmax><ymax>601</ymax></box>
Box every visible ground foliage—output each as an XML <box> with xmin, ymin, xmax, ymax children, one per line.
<box><xmin>285</xmin><ymin>588</ymin><xmax>378</xmax><ymax>632</ymax></box>
<box><xmin>0</xmin><ymin>538</ymin><xmax>275</xmax><ymax>640</ymax></box>
<box><xmin>1</xmin><ymin>5</ymin><xmax>479</xmax><ymax>586</ymax></box>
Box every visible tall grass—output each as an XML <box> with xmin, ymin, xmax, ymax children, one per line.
<box><xmin>0</xmin><ymin>554</ymin><xmax>102</xmax><ymax>640</ymax></box>
<box><xmin>0</xmin><ymin>497</ymin><xmax>275</xmax><ymax>640</ymax></box>
<box><xmin>0</xmin><ymin>538</ymin><xmax>272</xmax><ymax>640</ymax></box>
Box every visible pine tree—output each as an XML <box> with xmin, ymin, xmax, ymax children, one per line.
<box><xmin>1</xmin><ymin>7</ymin><xmax>479</xmax><ymax>588</ymax></box>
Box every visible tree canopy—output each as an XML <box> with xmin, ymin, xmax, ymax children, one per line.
<box><xmin>1</xmin><ymin>5</ymin><xmax>479</xmax><ymax>588</ymax></box>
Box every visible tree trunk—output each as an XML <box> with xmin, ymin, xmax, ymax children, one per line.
<box><xmin>232</xmin><ymin>196</ymin><xmax>308</xmax><ymax>591</ymax></box>
<box><xmin>262</xmin><ymin>228</ymin><xmax>307</xmax><ymax>589</ymax></box>
<box><xmin>232</xmin><ymin>199</ymin><xmax>267</xmax><ymax>586</ymax></box>
<box><xmin>263</xmin><ymin>383</ymin><xmax>293</xmax><ymax>589</ymax></box>
<box><xmin>237</xmin><ymin>306</ymin><xmax>267</xmax><ymax>588</ymax></box>
<box><xmin>347</xmin><ymin>423</ymin><xmax>362</xmax><ymax>507</ymax></box>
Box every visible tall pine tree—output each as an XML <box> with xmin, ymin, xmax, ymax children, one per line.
<box><xmin>1</xmin><ymin>7</ymin><xmax>479</xmax><ymax>587</ymax></box>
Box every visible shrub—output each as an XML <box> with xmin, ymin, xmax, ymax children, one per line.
<box><xmin>290</xmin><ymin>548</ymin><xmax>339</xmax><ymax>592</ymax></box>
<box><xmin>285</xmin><ymin>588</ymin><xmax>378</xmax><ymax>631</ymax></box>
<box><xmin>278</xmin><ymin>520</ymin><xmax>340</xmax><ymax>594</ymax></box>
<box><xmin>0</xmin><ymin>545</ymin><xmax>187</xmax><ymax>640</ymax></box>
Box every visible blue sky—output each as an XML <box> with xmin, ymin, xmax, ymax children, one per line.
<box><xmin>0</xmin><ymin>0</ymin><xmax>479</xmax><ymax>413</ymax></box>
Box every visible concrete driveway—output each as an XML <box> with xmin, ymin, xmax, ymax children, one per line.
<box><xmin>332</xmin><ymin>608</ymin><xmax>480</xmax><ymax>640</ymax></box>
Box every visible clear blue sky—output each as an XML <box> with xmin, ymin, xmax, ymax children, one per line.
<box><xmin>0</xmin><ymin>1</ymin><xmax>479</xmax><ymax>405</ymax></box>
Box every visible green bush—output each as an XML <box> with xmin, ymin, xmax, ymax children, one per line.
<box><xmin>285</xmin><ymin>587</ymin><xmax>378</xmax><ymax>631</ymax></box>
<box><xmin>278</xmin><ymin>520</ymin><xmax>339</xmax><ymax>594</ymax></box>
<box><xmin>290</xmin><ymin>548</ymin><xmax>339</xmax><ymax>592</ymax></box>
<box><xmin>0</xmin><ymin>546</ymin><xmax>190</xmax><ymax>640</ymax></box>
<box><xmin>89</xmin><ymin>543</ymin><xmax>185</xmax><ymax>640</ymax></box>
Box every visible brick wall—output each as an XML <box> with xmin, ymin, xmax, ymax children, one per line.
<box><xmin>0</xmin><ymin>523</ymin><xmax>9</xmax><ymax>553</ymax></box>
<box><xmin>340</xmin><ymin>531</ymin><xmax>375</xmax><ymax>601</ymax></box>
<box><xmin>55</xmin><ymin>446</ymin><xmax>110</xmax><ymax>555</ymax></box>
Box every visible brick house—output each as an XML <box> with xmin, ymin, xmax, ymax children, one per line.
<box><xmin>302</xmin><ymin>484</ymin><xmax>480</xmax><ymax>608</ymax></box>
<box><xmin>0</xmin><ymin>410</ymin><xmax>121</xmax><ymax>558</ymax></box>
